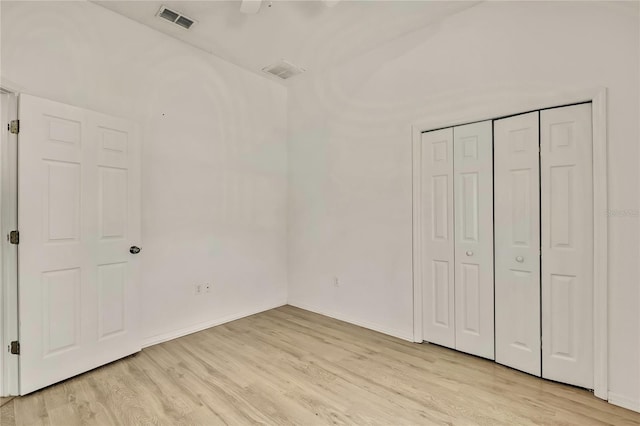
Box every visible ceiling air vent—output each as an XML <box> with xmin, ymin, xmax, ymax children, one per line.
<box><xmin>157</xmin><ymin>6</ymin><xmax>196</xmax><ymax>29</ymax></box>
<box><xmin>262</xmin><ymin>60</ymin><xmax>306</xmax><ymax>80</ymax></box>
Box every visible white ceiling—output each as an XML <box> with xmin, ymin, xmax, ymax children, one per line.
<box><xmin>94</xmin><ymin>1</ymin><xmax>478</xmax><ymax>83</ymax></box>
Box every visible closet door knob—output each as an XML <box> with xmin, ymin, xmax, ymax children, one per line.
<box><xmin>466</xmin><ymin>251</ymin><xmax>473</xmax><ymax>256</ymax></box>
<box><xmin>516</xmin><ymin>256</ymin><xmax>524</xmax><ymax>263</ymax></box>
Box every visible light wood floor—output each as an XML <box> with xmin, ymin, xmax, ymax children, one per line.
<box><xmin>2</xmin><ymin>306</ymin><xmax>639</xmax><ymax>425</ymax></box>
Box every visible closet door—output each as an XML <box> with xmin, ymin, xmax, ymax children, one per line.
<box><xmin>540</xmin><ymin>104</ymin><xmax>593</xmax><ymax>389</ymax></box>
<box><xmin>453</xmin><ymin>121</ymin><xmax>494</xmax><ymax>359</ymax></box>
<box><xmin>421</xmin><ymin>128</ymin><xmax>455</xmax><ymax>348</ymax></box>
<box><xmin>494</xmin><ymin>112</ymin><xmax>541</xmax><ymax>376</ymax></box>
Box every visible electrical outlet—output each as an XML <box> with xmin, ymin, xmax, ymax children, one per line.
<box><xmin>205</xmin><ymin>283</ymin><xmax>212</xmax><ymax>293</ymax></box>
<box><xmin>333</xmin><ymin>276</ymin><xmax>339</xmax><ymax>287</ymax></box>
<box><xmin>195</xmin><ymin>284</ymin><xmax>203</xmax><ymax>295</ymax></box>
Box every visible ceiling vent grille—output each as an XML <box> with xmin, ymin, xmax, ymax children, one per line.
<box><xmin>262</xmin><ymin>60</ymin><xmax>306</xmax><ymax>80</ymax></box>
<box><xmin>157</xmin><ymin>6</ymin><xmax>196</xmax><ymax>29</ymax></box>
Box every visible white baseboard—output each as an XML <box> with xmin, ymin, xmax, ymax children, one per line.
<box><xmin>141</xmin><ymin>298</ymin><xmax>287</xmax><ymax>348</ymax></box>
<box><xmin>287</xmin><ymin>299</ymin><xmax>414</xmax><ymax>342</ymax></box>
<box><xmin>608</xmin><ymin>392</ymin><xmax>640</xmax><ymax>413</ymax></box>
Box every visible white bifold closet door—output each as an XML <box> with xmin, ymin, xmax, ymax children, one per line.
<box><xmin>540</xmin><ymin>104</ymin><xmax>593</xmax><ymax>389</ymax></box>
<box><xmin>494</xmin><ymin>104</ymin><xmax>594</xmax><ymax>388</ymax></box>
<box><xmin>18</xmin><ymin>94</ymin><xmax>141</xmax><ymax>395</ymax></box>
<box><xmin>421</xmin><ymin>128</ymin><xmax>455</xmax><ymax>348</ymax></box>
<box><xmin>421</xmin><ymin>122</ymin><xmax>494</xmax><ymax>359</ymax></box>
<box><xmin>453</xmin><ymin>121</ymin><xmax>494</xmax><ymax>359</ymax></box>
<box><xmin>494</xmin><ymin>112</ymin><xmax>541</xmax><ymax>376</ymax></box>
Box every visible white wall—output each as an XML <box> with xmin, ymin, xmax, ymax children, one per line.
<box><xmin>287</xmin><ymin>1</ymin><xmax>640</xmax><ymax>410</ymax></box>
<box><xmin>0</xmin><ymin>1</ymin><xmax>288</xmax><ymax>346</ymax></box>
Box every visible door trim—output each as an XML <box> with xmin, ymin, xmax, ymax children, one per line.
<box><xmin>411</xmin><ymin>87</ymin><xmax>608</xmax><ymax>400</ymax></box>
<box><xmin>0</xmin><ymin>87</ymin><xmax>20</xmax><ymax>397</ymax></box>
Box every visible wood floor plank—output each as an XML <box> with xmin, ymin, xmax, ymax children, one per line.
<box><xmin>180</xmin><ymin>325</ymin><xmax>366</xmax><ymax>424</ymax></box>
<box><xmin>13</xmin><ymin>392</ymin><xmax>49</xmax><ymax>425</ymax></box>
<box><xmin>5</xmin><ymin>306</ymin><xmax>640</xmax><ymax>425</ymax></box>
<box><xmin>0</xmin><ymin>396</ymin><xmax>15</xmax><ymax>407</ymax></box>
<box><xmin>1</xmin><ymin>399</ymin><xmax>16</xmax><ymax>426</ymax></box>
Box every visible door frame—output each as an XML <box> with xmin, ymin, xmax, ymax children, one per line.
<box><xmin>411</xmin><ymin>87</ymin><xmax>608</xmax><ymax>400</ymax></box>
<box><xmin>0</xmin><ymin>86</ymin><xmax>20</xmax><ymax>396</ymax></box>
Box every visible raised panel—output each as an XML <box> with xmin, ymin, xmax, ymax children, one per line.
<box><xmin>99</xmin><ymin>127</ymin><xmax>128</xmax><ymax>167</ymax></box>
<box><xmin>43</xmin><ymin>268</ymin><xmax>80</xmax><ymax>356</ymax></box>
<box><xmin>102</xmin><ymin>129</ymin><xmax>127</xmax><ymax>153</ymax></box>
<box><xmin>47</xmin><ymin>115</ymin><xmax>81</xmax><ymax>146</ymax></box>
<box><xmin>432</xmin><ymin>141</ymin><xmax>448</xmax><ymax>162</ymax></box>
<box><xmin>510</xmin><ymin>169</ymin><xmax>531</xmax><ymax>247</ymax></box>
<box><xmin>431</xmin><ymin>175</ymin><xmax>449</xmax><ymax>241</ymax></box>
<box><xmin>461</xmin><ymin>136</ymin><xmax>478</xmax><ymax>159</ymax></box>
<box><xmin>461</xmin><ymin>264</ymin><xmax>479</xmax><ymax>334</ymax></box>
<box><xmin>433</xmin><ymin>260</ymin><xmax>449</xmax><ymax>326</ymax></box>
<box><xmin>99</xmin><ymin>167</ymin><xmax>128</xmax><ymax>239</ymax></box>
<box><xmin>509</xmin><ymin>270</ymin><xmax>534</xmax><ymax>352</ymax></box>
<box><xmin>550</xmin><ymin>165</ymin><xmax>573</xmax><ymax>249</ymax></box>
<box><xmin>549</xmin><ymin>274</ymin><xmax>575</xmax><ymax>360</ymax></box>
<box><xmin>509</xmin><ymin>128</ymin><xmax>530</xmax><ymax>153</ymax></box>
<box><xmin>44</xmin><ymin>161</ymin><xmax>81</xmax><ymax>242</ymax></box>
<box><xmin>461</xmin><ymin>172</ymin><xmax>478</xmax><ymax>242</ymax></box>
<box><xmin>98</xmin><ymin>263</ymin><xmax>127</xmax><ymax>339</ymax></box>
<box><xmin>549</xmin><ymin>122</ymin><xmax>573</xmax><ymax>151</ymax></box>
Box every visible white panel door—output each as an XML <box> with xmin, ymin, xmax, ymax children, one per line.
<box><xmin>421</xmin><ymin>128</ymin><xmax>455</xmax><ymax>348</ymax></box>
<box><xmin>18</xmin><ymin>94</ymin><xmax>141</xmax><ymax>395</ymax></box>
<box><xmin>453</xmin><ymin>121</ymin><xmax>494</xmax><ymax>359</ymax></box>
<box><xmin>541</xmin><ymin>104</ymin><xmax>593</xmax><ymax>389</ymax></box>
<box><xmin>494</xmin><ymin>112</ymin><xmax>541</xmax><ymax>376</ymax></box>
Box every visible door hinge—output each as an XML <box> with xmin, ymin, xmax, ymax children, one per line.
<box><xmin>9</xmin><ymin>341</ymin><xmax>19</xmax><ymax>355</ymax></box>
<box><xmin>8</xmin><ymin>230</ymin><xmax>19</xmax><ymax>245</ymax></box>
<box><xmin>8</xmin><ymin>120</ymin><xmax>19</xmax><ymax>135</ymax></box>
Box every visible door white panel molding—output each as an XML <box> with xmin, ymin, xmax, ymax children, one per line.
<box><xmin>18</xmin><ymin>94</ymin><xmax>141</xmax><ymax>395</ymax></box>
<box><xmin>541</xmin><ymin>103</ymin><xmax>594</xmax><ymax>389</ymax></box>
<box><xmin>494</xmin><ymin>111</ymin><xmax>541</xmax><ymax>376</ymax></box>
<box><xmin>412</xmin><ymin>87</ymin><xmax>608</xmax><ymax>399</ymax></box>
<box><xmin>453</xmin><ymin>121</ymin><xmax>494</xmax><ymax>360</ymax></box>
<box><xmin>419</xmin><ymin>128</ymin><xmax>455</xmax><ymax>348</ymax></box>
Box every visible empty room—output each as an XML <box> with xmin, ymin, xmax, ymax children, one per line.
<box><xmin>1</xmin><ymin>0</ymin><xmax>639</xmax><ymax>424</ymax></box>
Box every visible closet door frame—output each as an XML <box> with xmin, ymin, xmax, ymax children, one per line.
<box><xmin>411</xmin><ymin>87</ymin><xmax>608</xmax><ymax>400</ymax></box>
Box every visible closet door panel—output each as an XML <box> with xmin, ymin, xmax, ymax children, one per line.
<box><xmin>541</xmin><ymin>104</ymin><xmax>593</xmax><ymax>389</ymax></box>
<box><xmin>421</xmin><ymin>128</ymin><xmax>455</xmax><ymax>348</ymax></box>
<box><xmin>453</xmin><ymin>121</ymin><xmax>494</xmax><ymax>359</ymax></box>
<box><xmin>494</xmin><ymin>112</ymin><xmax>541</xmax><ymax>376</ymax></box>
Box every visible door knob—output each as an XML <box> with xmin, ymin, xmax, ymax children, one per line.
<box><xmin>516</xmin><ymin>256</ymin><xmax>524</xmax><ymax>263</ymax></box>
<box><xmin>130</xmin><ymin>246</ymin><xmax>141</xmax><ymax>254</ymax></box>
<box><xmin>466</xmin><ymin>251</ymin><xmax>473</xmax><ymax>256</ymax></box>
